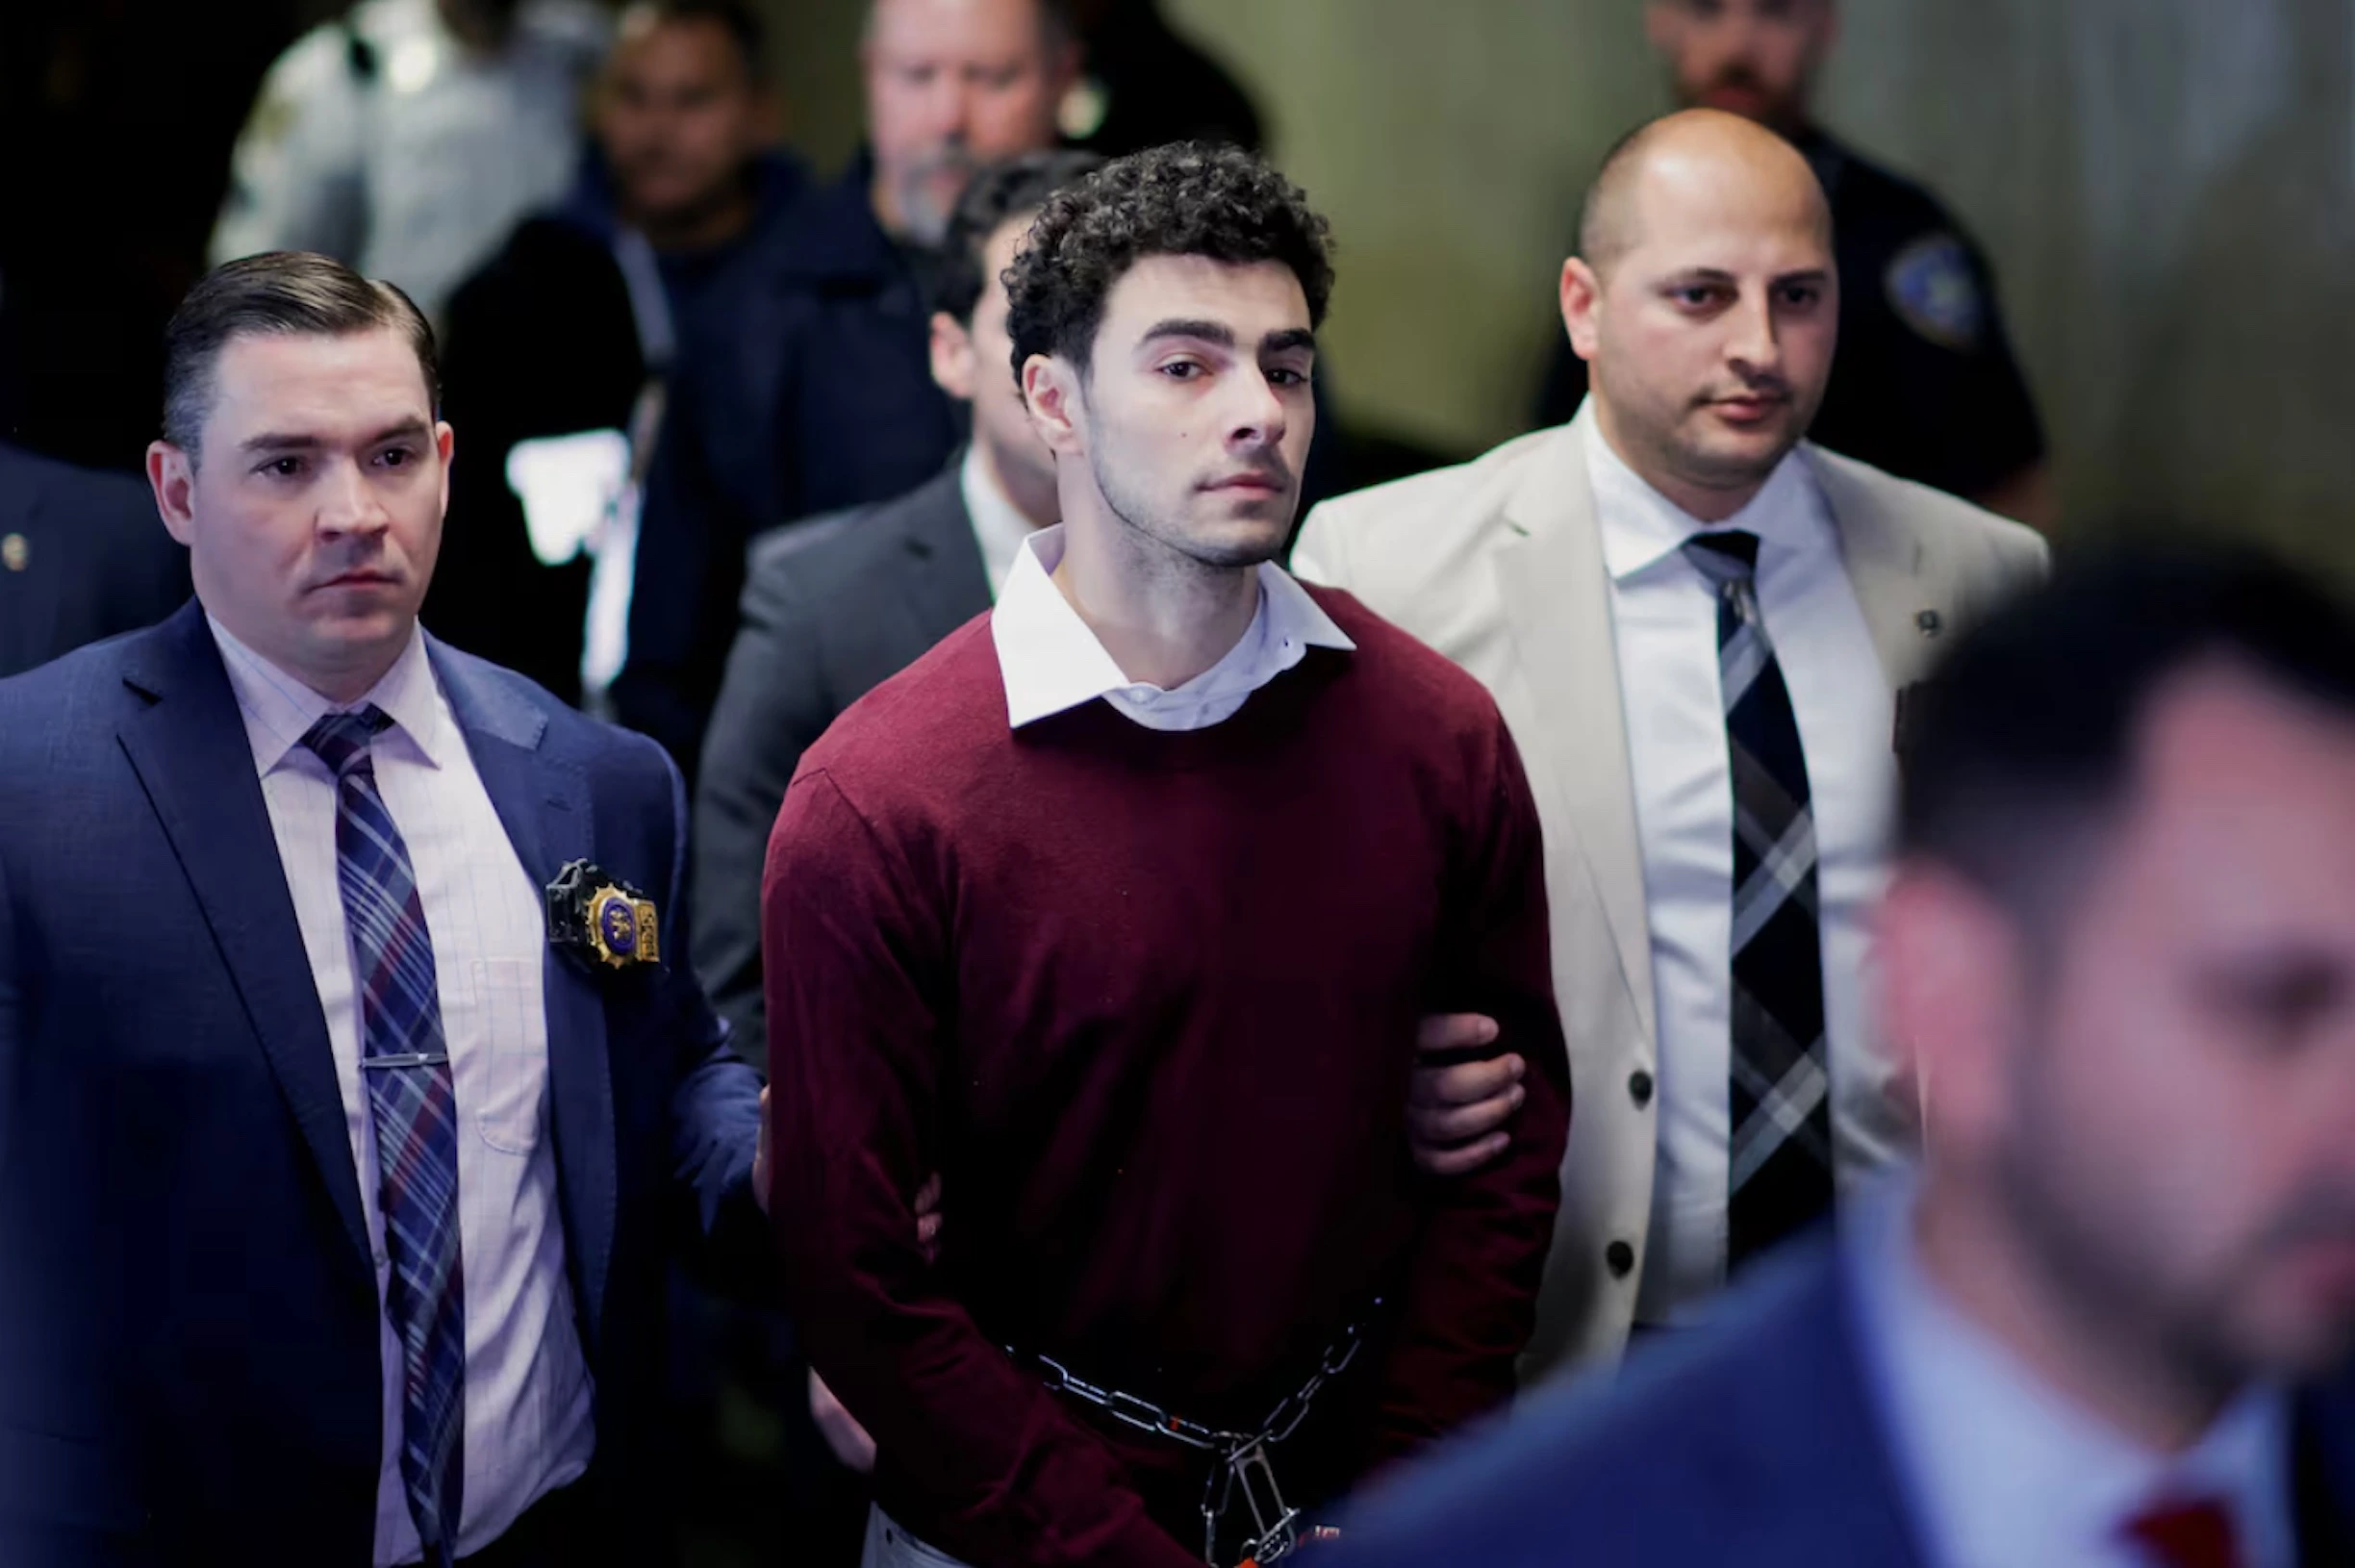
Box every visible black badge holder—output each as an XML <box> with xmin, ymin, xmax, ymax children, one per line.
<box><xmin>546</xmin><ymin>859</ymin><xmax>662</xmax><ymax>971</ymax></box>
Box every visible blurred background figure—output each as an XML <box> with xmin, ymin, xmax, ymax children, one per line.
<box><xmin>209</xmin><ymin>0</ymin><xmax>611</xmax><ymax>326</ymax></box>
<box><xmin>1054</xmin><ymin>0</ymin><xmax>1261</xmax><ymax>155</ymax></box>
<box><xmin>0</xmin><ymin>2</ymin><xmax>295</xmax><ymax>471</ymax></box>
<box><xmin>1341</xmin><ymin>546</ymin><xmax>2355</xmax><ymax>1567</ymax></box>
<box><xmin>615</xmin><ymin>0</ymin><xmax>1076</xmax><ymax>776</ymax></box>
<box><xmin>1533</xmin><ymin>0</ymin><xmax>2053</xmax><ymax>528</ymax></box>
<box><xmin>694</xmin><ymin>149</ymin><xmax>1093</xmax><ymax>1063</ymax></box>
<box><xmin>425</xmin><ymin>0</ymin><xmax>803</xmax><ymax>706</ymax></box>
<box><xmin>0</xmin><ymin>441</ymin><xmax>189</xmax><ymax>679</ymax></box>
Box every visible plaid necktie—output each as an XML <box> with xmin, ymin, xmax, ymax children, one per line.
<box><xmin>2122</xmin><ymin>1496</ymin><xmax>2246</xmax><ymax>1568</ymax></box>
<box><xmin>1684</xmin><ymin>532</ymin><xmax>1836</xmax><ymax>1271</ymax></box>
<box><xmin>301</xmin><ymin>707</ymin><xmax>467</xmax><ymax>1568</ymax></box>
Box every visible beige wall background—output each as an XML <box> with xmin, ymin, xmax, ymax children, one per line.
<box><xmin>760</xmin><ymin>0</ymin><xmax>2355</xmax><ymax>566</ymax></box>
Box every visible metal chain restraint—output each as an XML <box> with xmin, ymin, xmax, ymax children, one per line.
<box><xmin>1024</xmin><ymin>1300</ymin><xmax>1381</xmax><ymax>1568</ymax></box>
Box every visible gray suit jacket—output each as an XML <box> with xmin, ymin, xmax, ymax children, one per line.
<box><xmin>692</xmin><ymin>466</ymin><xmax>991</xmax><ymax>1050</ymax></box>
<box><xmin>1293</xmin><ymin>410</ymin><xmax>2048</xmax><ymax>1377</ymax></box>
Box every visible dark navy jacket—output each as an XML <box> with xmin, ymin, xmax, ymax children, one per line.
<box><xmin>429</xmin><ymin>152</ymin><xmax>809</xmax><ymax>705</ymax></box>
<box><xmin>618</xmin><ymin>155</ymin><xmax>962</xmax><ymax>777</ymax></box>
<box><xmin>0</xmin><ymin>442</ymin><xmax>188</xmax><ymax>680</ymax></box>
<box><xmin>1339</xmin><ymin>1235</ymin><xmax>2355</xmax><ymax>1568</ymax></box>
<box><xmin>0</xmin><ymin>604</ymin><xmax>764</xmax><ymax>1566</ymax></box>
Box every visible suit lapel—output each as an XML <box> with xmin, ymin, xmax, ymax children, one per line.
<box><xmin>897</xmin><ymin>465</ymin><xmax>993</xmax><ymax>642</ymax></box>
<box><xmin>1494</xmin><ymin>425</ymin><xmax>1659</xmax><ymax>1045</ymax></box>
<box><xmin>114</xmin><ymin>605</ymin><xmax>373</xmax><ymax>1273</ymax></box>
<box><xmin>1809</xmin><ymin>450</ymin><xmax>1948</xmax><ymax>693</ymax></box>
<box><xmin>432</xmin><ymin>643</ymin><xmax>618</xmax><ymax>1347</ymax></box>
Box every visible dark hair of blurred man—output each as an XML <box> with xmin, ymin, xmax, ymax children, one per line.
<box><xmin>614</xmin><ymin>0</ymin><xmax>1078</xmax><ymax>777</ymax></box>
<box><xmin>1535</xmin><ymin>0</ymin><xmax>2053</xmax><ymax>528</ymax></box>
<box><xmin>691</xmin><ymin>151</ymin><xmax>1096</xmax><ymax>1057</ymax></box>
<box><xmin>424</xmin><ymin>0</ymin><xmax>804</xmax><ymax>705</ymax></box>
<box><xmin>1338</xmin><ymin>545</ymin><xmax>2355</xmax><ymax>1568</ymax></box>
<box><xmin>762</xmin><ymin>144</ymin><xmax>1570</xmax><ymax>1568</ymax></box>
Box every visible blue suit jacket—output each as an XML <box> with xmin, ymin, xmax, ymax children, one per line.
<box><xmin>0</xmin><ymin>603</ymin><xmax>764</xmax><ymax>1566</ymax></box>
<box><xmin>1339</xmin><ymin>1237</ymin><xmax>2355</xmax><ymax>1568</ymax></box>
<box><xmin>0</xmin><ymin>442</ymin><xmax>189</xmax><ymax>680</ymax></box>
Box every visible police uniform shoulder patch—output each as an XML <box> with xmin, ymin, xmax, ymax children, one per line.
<box><xmin>1885</xmin><ymin>232</ymin><xmax>1985</xmax><ymax>353</ymax></box>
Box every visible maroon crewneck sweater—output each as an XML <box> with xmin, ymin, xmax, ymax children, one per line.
<box><xmin>763</xmin><ymin>588</ymin><xmax>1570</xmax><ymax>1568</ymax></box>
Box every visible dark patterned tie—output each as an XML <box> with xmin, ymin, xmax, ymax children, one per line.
<box><xmin>1684</xmin><ymin>533</ymin><xmax>1836</xmax><ymax>1271</ymax></box>
<box><xmin>301</xmin><ymin>707</ymin><xmax>467</xmax><ymax>1568</ymax></box>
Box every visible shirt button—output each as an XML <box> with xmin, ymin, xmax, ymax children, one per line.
<box><xmin>1606</xmin><ymin>1240</ymin><xmax>1636</xmax><ymax>1278</ymax></box>
<box><xmin>1628</xmin><ymin>1069</ymin><xmax>1655</xmax><ymax>1107</ymax></box>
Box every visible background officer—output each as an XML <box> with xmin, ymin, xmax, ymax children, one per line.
<box><xmin>210</xmin><ymin>0</ymin><xmax>610</xmax><ymax>325</ymax></box>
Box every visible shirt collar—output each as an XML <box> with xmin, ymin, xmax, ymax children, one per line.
<box><xmin>1848</xmin><ymin>1175</ymin><xmax>2296</xmax><ymax>1568</ymax></box>
<box><xmin>1577</xmin><ymin>400</ymin><xmax>1830</xmax><ymax>584</ymax></box>
<box><xmin>207</xmin><ymin>613</ymin><xmax>450</xmax><ymax>777</ymax></box>
<box><xmin>987</xmin><ymin>524</ymin><xmax>1355</xmax><ymax>730</ymax></box>
<box><xmin>959</xmin><ymin>444</ymin><xmax>1040</xmax><ymax>601</ymax></box>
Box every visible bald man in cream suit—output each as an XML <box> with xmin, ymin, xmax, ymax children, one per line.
<box><xmin>1294</xmin><ymin>111</ymin><xmax>2045</xmax><ymax>1377</ymax></box>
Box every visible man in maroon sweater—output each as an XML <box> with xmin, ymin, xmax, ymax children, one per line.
<box><xmin>762</xmin><ymin>144</ymin><xmax>1572</xmax><ymax>1568</ymax></box>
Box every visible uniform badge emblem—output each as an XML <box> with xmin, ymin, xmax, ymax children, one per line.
<box><xmin>546</xmin><ymin>859</ymin><xmax>661</xmax><ymax>970</ymax></box>
<box><xmin>1887</xmin><ymin>232</ymin><xmax>1985</xmax><ymax>352</ymax></box>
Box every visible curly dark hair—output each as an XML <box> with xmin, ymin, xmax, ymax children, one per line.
<box><xmin>1002</xmin><ymin>141</ymin><xmax>1334</xmax><ymax>382</ymax></box>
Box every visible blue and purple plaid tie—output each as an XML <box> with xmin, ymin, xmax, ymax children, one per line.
<box><xmin>302</xmin><ymin>707</ymin><xmax>466</xmax><ymax>1568</ymax></box>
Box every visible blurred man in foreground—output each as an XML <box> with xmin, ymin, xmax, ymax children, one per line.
<box><xmin>620</xmin><ymin>0</ymin><xmax>1076</xmax><ymax>774</ymax></box>
<box><xmin>1342</xmin><ymin>546</ymin><xmax>2355</xmax><ymax>1567</ymax></box>
<box><xmin>1298</xmin><ymin>110</ymin><xmax>2045</xmax><ymax>1378</ymax></box>
<box><xmin>428</xmin><ymin>0</ymin><xmax>804</xmax><ymax>706</ymax></box>
<box><xmin>1536</xmin><ymin>0</ymin><xmax>2051</xmax><ymax>525</ymax></box>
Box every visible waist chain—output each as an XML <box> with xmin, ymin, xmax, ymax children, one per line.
<box><xmin>1018</xmin><ymin>1299</ymin><xmax>1380</xmax><ymax>1568</ymax></box>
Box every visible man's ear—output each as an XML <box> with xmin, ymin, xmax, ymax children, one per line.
<box><xmin>1021</xmin><ymin>353</ymin><xmax>1085</xmax><ymax>457</ymax></box>
<box><xmin>929</xmin><ymin>311</ymin><xmax>976</xmax><ymax>401</ymax></box>
<box><xmin>435</xmin><ymin>419</ymin><xmax>455</xmax><ymax>518</ymax></box>
<box><xmin>147</xmin><ymin>442</ymin><xmax>198</xmax><ymax>547</ymax></box>
<box><xmin>1874</xmin><ymin>862</ymin><xmax>2028</xmax><ymax>1158</ymax></box>
<box><xmin>1560</xmin><ymin>256</ymin><xmax>1605</xmax><ymax>364</ymax></box>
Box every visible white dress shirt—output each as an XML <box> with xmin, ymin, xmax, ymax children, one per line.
<box><xmin>211</xmin><ymin>618</ymin><xmax>595</xmax><ymax>1565</ymax></box>
<box><xmin>1849</xmin><ymin>1177</ymin><xmax>2295</xmax><ymax>1568</ymax></box>
<box><xmin>989</xmin><ymin>524</ymin><xmax>1355</xmax><ymax>732</ymax></box>
<box><xmin>960</xmin><ymin>444</ymin><xmax>1041</xmax><ymax>600</ymax></box>
<box><xmin>1580</xmin><ymin>415</ymin><xmax>1910</xmax><ymax>1325</ymax></box>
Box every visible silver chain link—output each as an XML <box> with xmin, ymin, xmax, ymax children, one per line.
<box><xmin>1018</xmin><ymin>1299</ymin><xmax>1381</xmax><ymax>1566</ymax></box>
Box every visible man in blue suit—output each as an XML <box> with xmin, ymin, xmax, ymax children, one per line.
<box><xmin>0</xmin><ymin>252</ymin><xmax>764</xmax><ymax>1567</ymax></box>
<box><xmin>1341</xmin><ymin>549</ymin><xmax>2355</xmax><ymax>1568</ymax></box>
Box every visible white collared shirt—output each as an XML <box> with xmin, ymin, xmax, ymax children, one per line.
<box><xmin>209</xmin><ymin>617</ymin><xmax>594</xmax><ymax>1565</ymax></box>
<box><xmin>988</xmin><ymin>524</ymin><xmax>1355</xmax><ymax>731</ymax></box>
<box><xmin>1579</xmin><ymin>408</ymin><xmax>1909</xmax><ymax>1324</ymax></box>
<box><xmin>1850</xmin><ymin>1177</ymin><xmax>2295</xmax><ymax>1568</ymax></box>
<box><xmin>959</xmin><ymin>444</ymin><xmax>1040</xmax><ymax>600</ymax></box>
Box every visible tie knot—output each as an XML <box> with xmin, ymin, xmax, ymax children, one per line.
<box><xmin>2122</xmin><ymin>1494</ymin><xmax>2245</xmax><ymax>1568</ymax></box>
<box><xmin>1684</xmin><ymin>529</ymin><xmax>1761</xmax><ymax>586</ymax></box>
<box><xmin>300</xmin><ymin>705</ymin><xmax>393</xmax><ymax>778</ymax></box>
